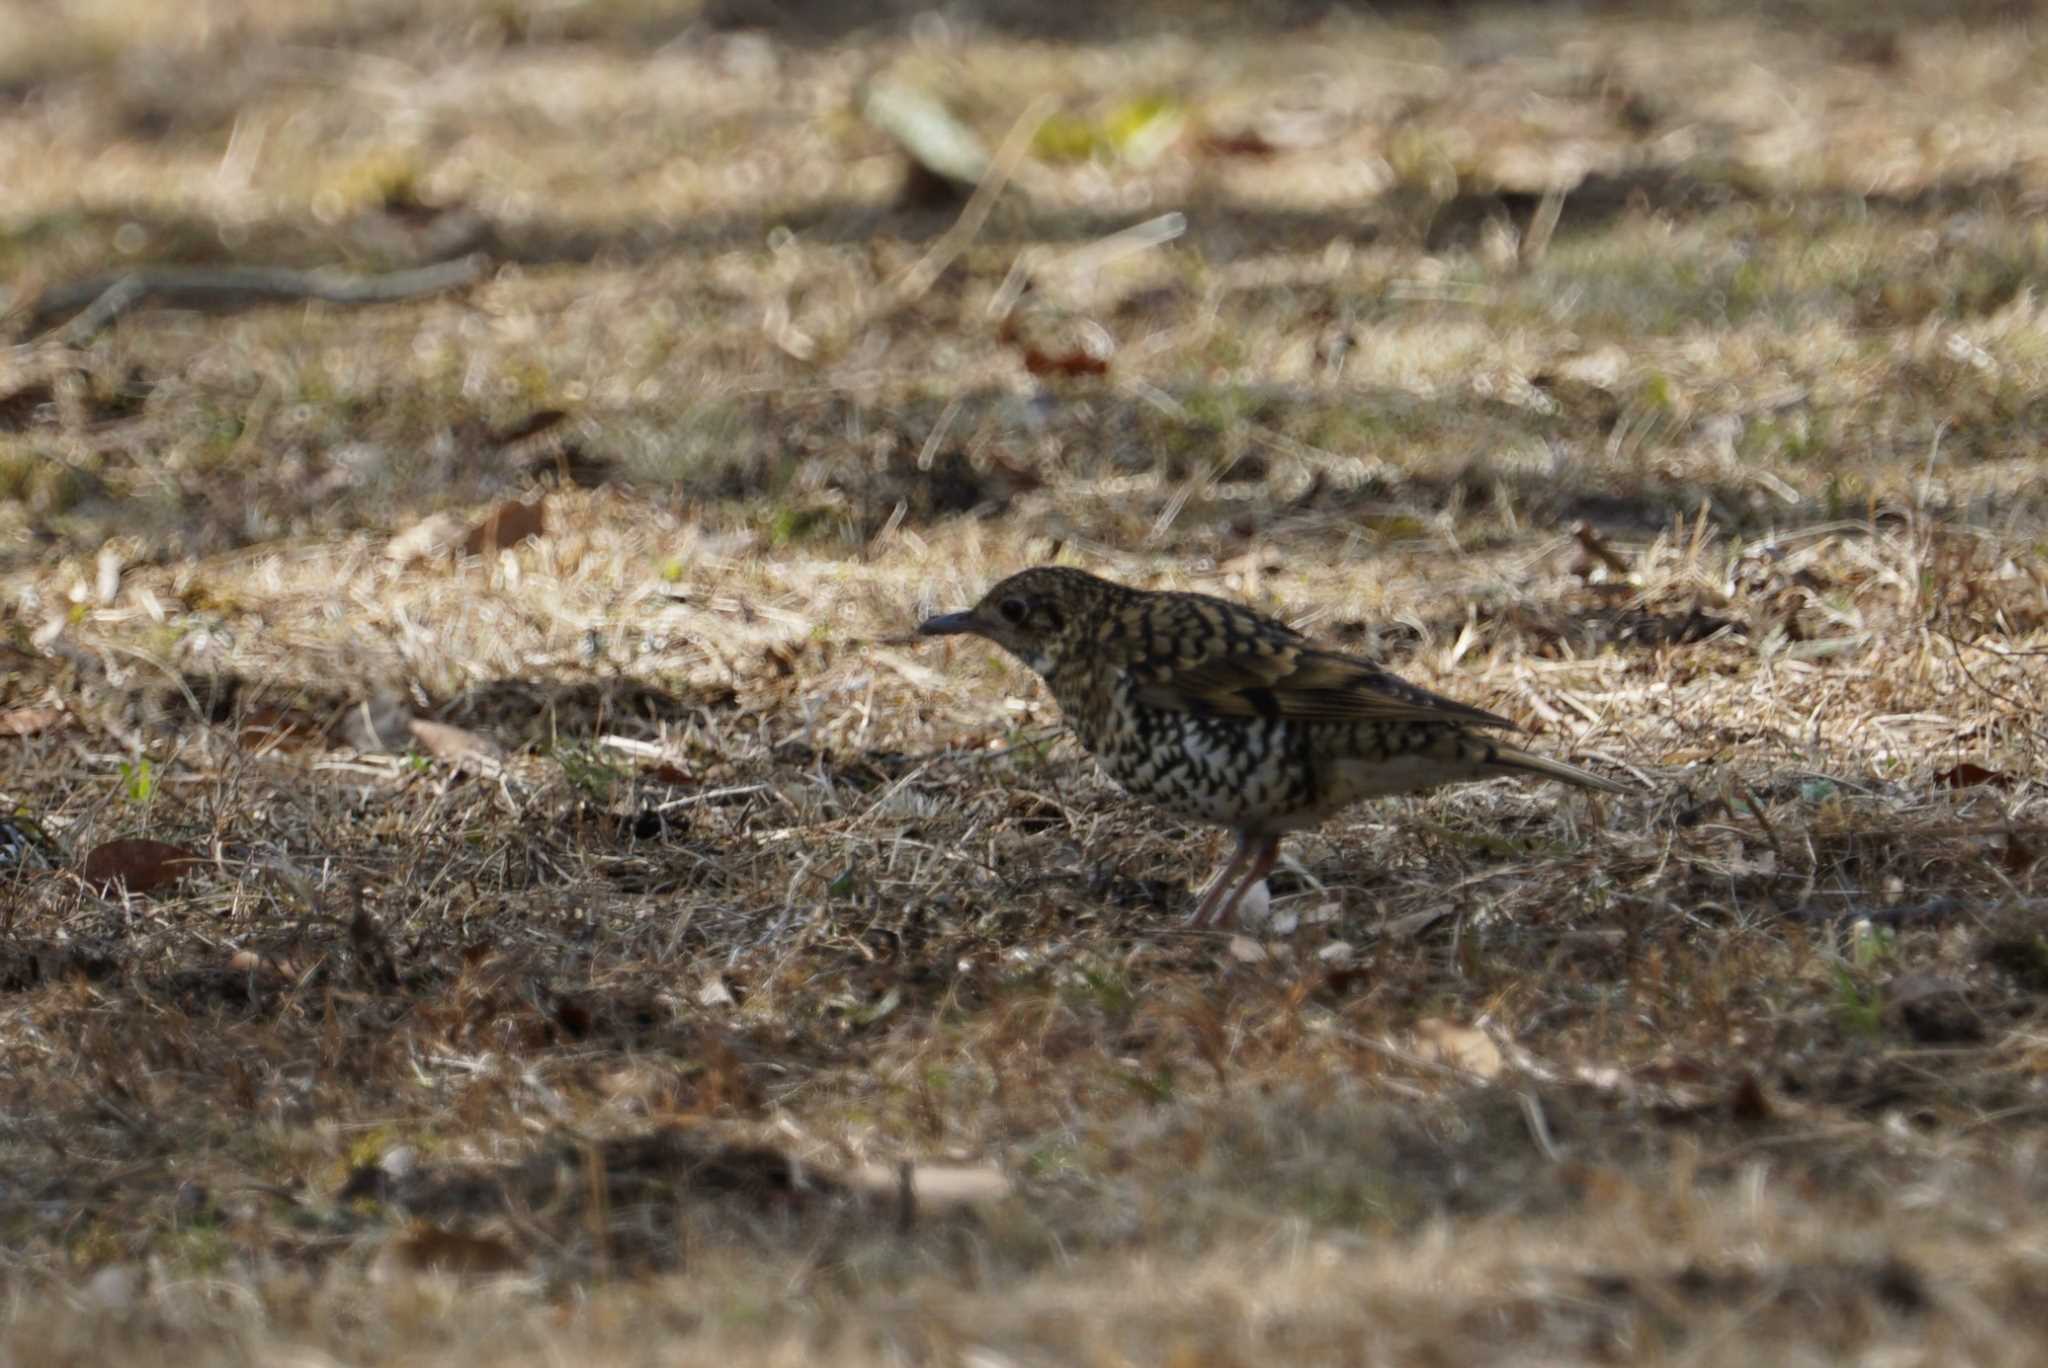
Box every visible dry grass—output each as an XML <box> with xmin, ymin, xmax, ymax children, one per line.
<box><xmin>3</xmin><ymin>0</ymin><xmax>2048</xmax><ymax>1361</ymax></box>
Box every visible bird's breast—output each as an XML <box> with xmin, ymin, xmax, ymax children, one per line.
<box><xmin>1076</xmin><ymin>688</ymin><xmax>1323</xmax><ymax>831</ymax></box>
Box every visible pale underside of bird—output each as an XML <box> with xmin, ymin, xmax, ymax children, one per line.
<box><xmin>919</xmin><ymin>566</ymin><xmax>1634</xmax><ymax>927</ymax></box>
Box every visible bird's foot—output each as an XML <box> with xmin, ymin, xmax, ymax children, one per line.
<box><xmin>1191</xmin><ymin>834</ymin><xmax>1281</xmax><ymax>929</ymax></box>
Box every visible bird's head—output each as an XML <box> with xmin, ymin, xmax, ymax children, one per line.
<box><xmin>916</xmin><ymin>567</ymin><xmax>1110</xmax><ymax>676</ymax></box>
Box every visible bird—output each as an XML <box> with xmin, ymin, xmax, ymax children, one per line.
<box><xmin>918</xmin><ymin>566</ymin><xmax>1633</xmax><ymax>927</ymax></box>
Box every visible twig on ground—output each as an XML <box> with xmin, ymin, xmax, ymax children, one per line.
<box><xmin>31</xmin><ymin>253</ymin><xmax>491</xmax><ymax>344</ymax></box>
<box><xmin>1931</xmin><ymin>625</ymin><xmax>2047</xmax><ymax>744</ymax></box>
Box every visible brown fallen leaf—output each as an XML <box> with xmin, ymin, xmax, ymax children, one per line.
<box><xmin>377</xmin><ymin>1224</ymin><xmax>526</xmax><ymax>1280</ymax></box>
<box><xmin>408</xmin><ymin>718</ymin><xmax>506</xmax><ymax>775</ymax></box>
<box><xmin>1412</xmin><ymin>1018</ymin><xmax>1504</xmax><ymax>1080</ymax></box>
<box><xmin>80</xmin><ymin>838</ymin><xmax>203</xmax><ymax>895</ymax></box>
<box><xmin>1196</xmin><ymin>108</ymin><xmax>1341</xmax><ymax>159</ymax></box>
<box><xmin>1019</xmin><ymin>341</ymin><xmax>1111</xmax><ymax>377</ymax></box>
<box><xmin>1936</xmin><ymin>762</ymin><xmax>2009</xmax><ymax>790</ymax></box>
<box><xmin>236</xmin><ymin>705</ymin><xmax>329</xmax><ymax>753</ymax></box>
<box><xmin>1728</xmin><ymin>1072</ymin><xmax>1774</xmax><ymax>1123</ymax></box>
<box><xmin>1197</xmin><ymin>127</ymin><xmax>1281</xmax><ymax>158</ymax></box>
<box><xmin>0</xmin><ymin>705</ymin><xmax>66</xmax><ymax>737</ymax></box>
<box><xmin>555</xmin><ymin>996</ymin><xmax>595</xmax><ymax>1038</ymax></box>
<box><xmin>462</xmin><ymin>497</ymin><xmax>546</xmax><ymax>557</ymax></box>
<box><xmin>1002</xmin><ymin>303</ymin><xmax>1114</xmax><ymax>378</ymax></box>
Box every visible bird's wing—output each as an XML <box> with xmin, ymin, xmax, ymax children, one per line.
<box><xmin>1129</xmin><ymin>639</ymin><xmax>1520</xmax><ymax>730</ymax></box>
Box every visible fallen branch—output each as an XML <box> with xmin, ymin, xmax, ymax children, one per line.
<box><xmin>31</xmin><ymin>253</ymin><xmax>491</xmax><ymax>344</ymax></box>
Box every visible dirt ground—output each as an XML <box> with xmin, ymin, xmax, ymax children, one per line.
<box><xmin>3</xmin><ymin>0</ymin><xmax>2047</xmax><ymax>1362</ymax></box>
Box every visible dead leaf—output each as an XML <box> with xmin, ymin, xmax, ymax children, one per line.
<box><xmin>1227</xmin><ymin>935</ymin><xmax>1268</xmax><ymax>963</ymax></box>
<box><xmin>1936</xmin><ymin>762</ymin><xmax>2009</xmax><ymax>789</ymax></box>
<box><xmin>994</xmin><ymin>277</ymin><xmax>1115</xmax><ymax>379</ymax></box>
<box><xmin>1728</xmin><ymin>1072</ymin><xmax>1773</xmax><ymax>1123</ymax></box>
<box><xmin>1198</xmin><ymin>127</ymin><xmax>1281</xmax><ymax>158</ymax></box>
<box><xmin>1020</xmin><ymin>343</ymin><xmax>1110</xmax><ymax>378</ymax></box>
<box><xmin>462</xmin><ymin>497</ymin><xmax>546</xmax><ymax>557</ymax></box>
<box><xmin>1003</xmin><ymin>306</ymin><xmax>1114</xmax><ymax>378</ymax></box>
<box><xmin>0</xmin><ymin>705</ymin><xmax>65</xmax><ymax>737</ymax></box>
<box><xmin>408</xmin><ymin>718</ymin><xmax>505</xmax><ymax>775</ymax></box>
<box><xmin>379</xmin><ymin>1224</ymin><xmax>526</xmax><ymax>1279</ymax></box>
<box><xmin>1196</xmin><ymin>108</ymin><xmax>1339</xmax><ymax>158</ymax></box>
<box><xmin>80</xmin><ymin>838</ymin><xmax>203</xmax><ymax>895</ymax></box>
<box><xmin>550</xmin><ymin>995</ymin><xmax>594</xmax><ymax>1037</ymax></box>
<box><xmin>1413</xmin><ymin>1018</ymin><xmax>1504</xmax><ymax>1080</ymax></box>
<box><xmin>236</xmin><ymin>705</ymin><xmax>328</xmax><ymax>753</ymax></box>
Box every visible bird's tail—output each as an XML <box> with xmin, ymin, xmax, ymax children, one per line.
<box><xmin>1486</xmin><ymin>741</ymin><xmax>1637</xmax><ymax>795</ymax></box>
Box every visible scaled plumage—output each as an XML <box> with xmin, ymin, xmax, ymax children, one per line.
<box><xmin>919</xmin><ymin>566</ymin><xmax>1632</xmax><ymax>926</ymax></box>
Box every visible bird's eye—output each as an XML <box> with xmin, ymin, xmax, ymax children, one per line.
<box><xmin>997</xmin><ymin>596</ymin><xmax>1029</xmax><ymax>625</ymax></box>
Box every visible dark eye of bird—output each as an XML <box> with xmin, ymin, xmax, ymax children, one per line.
<box><xmin>998</xmin><ymin>596</ymin><xmax>1029</xmax><ymax>625</ymax></box>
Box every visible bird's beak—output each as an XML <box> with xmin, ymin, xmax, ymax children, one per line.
<box><xmin>916</xmin><ymin>610</ymin><xmax>980</xmax><ymax>637</ymax></box>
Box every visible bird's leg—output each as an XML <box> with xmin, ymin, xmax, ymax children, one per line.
<box><xmin>1189</xmin><ymin>833</ymin><xmax>1255</xmax><ymax>925</ymax></box>
<box><xmin>1202</xmin><ymin>834</ymin><xmax>1281</xmax><ymax>928</ymax></box>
